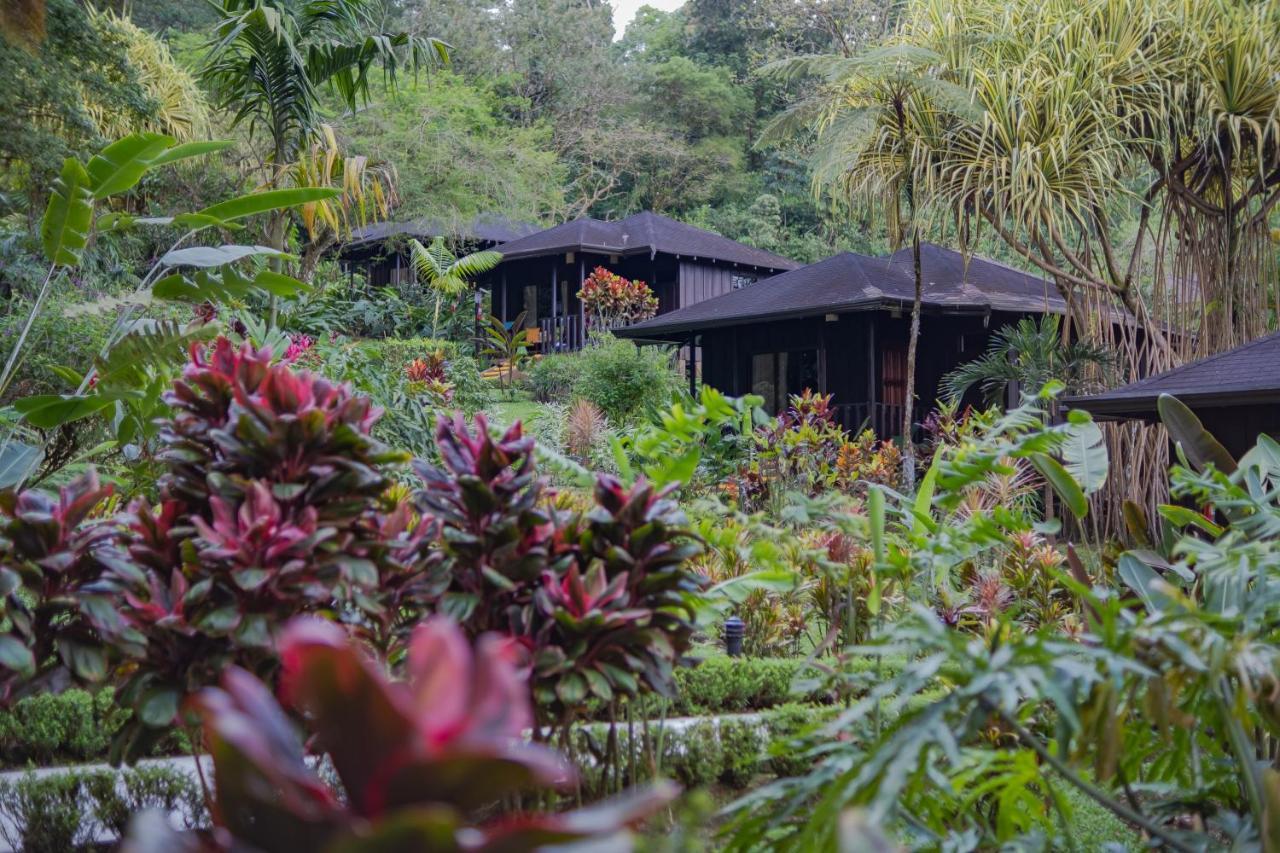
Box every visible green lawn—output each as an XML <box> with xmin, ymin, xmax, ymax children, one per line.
<box><xmin>485</xmin><ymin>394</ymin><xmax>544</xmax><ymax>429</ymax></box>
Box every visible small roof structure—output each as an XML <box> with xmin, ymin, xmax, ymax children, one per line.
<box><xmin>339</xmin><ymin>214</ymin><xmax>539</xmax><ymax>252</ymax></box>
<box><xmin>616</xmin><ymin>243</ymin><xmax>1066</xmax><ymax>340</ymax></box>
<box><xmin>489</xmin><ymin>211</ymin><xmax>799</xmax><ymax>272</ymax></box>
<box><xmin>1066</xmin><ymin>330</ymin><xmax>1280</xmax><ymax>421</ymax></box>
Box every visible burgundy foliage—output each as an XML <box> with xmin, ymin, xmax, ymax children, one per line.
<box><xmin>95</xmin><ymin>338</ymin><xmax>440</xmax><ymax>759</ymax></box>
<box><xmin>414</xmin><ymin>414</ymin><xmax>704</xmax><ymax>717</ymax></box>
<box><xmin>128</xmin><ymin>616</ymin><xmax>672</xmax><ymax>851</ymax></box>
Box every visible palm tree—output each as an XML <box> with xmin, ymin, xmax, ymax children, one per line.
<box><xmin>408</xmin><ymin>237</ymin><xmax>502</xmax><ymax>338</ymax></box>
<box><xmin>758</xmin><ymin>44</ymin><xmax>975</xmax><ymax>487</ymax></box>
<box><xmin>201</xmin><ymin>0</ymin><xmax>446</xmax><ymax>318</ymax></box>
<box><xmin>940</xmin><ymin>315</ymin><xmax>1112</xmax><ymax>408</ymax></box>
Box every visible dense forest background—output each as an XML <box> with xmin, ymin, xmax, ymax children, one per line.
<box><xmin>4</xmin><ymin>0</ymin><xmax>925</xmax><ymax>267</ymax></box>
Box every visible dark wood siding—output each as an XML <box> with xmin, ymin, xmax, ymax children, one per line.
<box><xmin>678</xmin><ymin>262</ymin><xmax>737</xmax><ymax>309</ymax></box>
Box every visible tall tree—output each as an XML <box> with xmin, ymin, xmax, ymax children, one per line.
<box><xmin>201</xmin><ymin>0</ymin><xmax>446</xmax><ymax>317</ymax></box>
<box><xmin>759</xmin><ymin>44</ymin><xmax>975</xmax><ymax>485</ymax></box>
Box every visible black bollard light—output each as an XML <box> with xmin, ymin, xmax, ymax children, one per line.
<box><xmin>723</xmin><ymin>616</ymin><xmax>745</xmax><ymax>657</ymax></box>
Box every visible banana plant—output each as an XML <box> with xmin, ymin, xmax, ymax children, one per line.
<box><xmin>1</xmin><ymin>132</ymin><xmax>341</xmax><ymax>484</ymax></box>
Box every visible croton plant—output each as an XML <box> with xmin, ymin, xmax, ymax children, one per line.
<box><xmin>125</xmin><ymin>616</ymin><xmax>674</xmax><ymax>850</ymax></box>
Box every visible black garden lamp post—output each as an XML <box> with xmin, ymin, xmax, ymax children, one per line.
<box><xmin>723</xmin><ymin>616</ymin><xmax>745</xmax><ymax>657</ymax></box>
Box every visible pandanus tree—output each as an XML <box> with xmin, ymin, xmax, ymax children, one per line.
<box><xmin>759</xmin><ymin>0</ymin><xmax>1280</xmax><ymax>530</ymax></box>
<box><xmin>408</xmin><ymin>236</ymin><xmax>502</xmax><ymax>338</ymax></box>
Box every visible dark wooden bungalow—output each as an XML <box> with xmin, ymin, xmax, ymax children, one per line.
<box><xmin>335</xmin><ymin>214</ymin><xmax>538</xmax><ymax>287</ymax></box>
<box><xmin>478</xmin><ymin>211</ymin><xmax>798</xmax><ymax>352</ymax></box>
<box><xmin>1067</xmin><ymin>330</ymin><xmax>1280</xmax><ymax>458</ymax></box>
<box><xmin>615</xmin><ymin>244</ymin><xmax>1068</xmax><ymax>439</ymax></box>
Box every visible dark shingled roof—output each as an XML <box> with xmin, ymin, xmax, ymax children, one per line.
<box><xmin>339</xmin><ymin>214</ymin><xmax>539</xmax><ymax>251</ymax></box>
<box><xmin>616</xmin><ymin>243</ymin><xmax>1067</xmax><ymax>340</ymax></box>
<box><xmin>1066</xmin><ymin>330</ymin><xmax>1280</xmax><ymax>419</ymax></box>
<box><xmin>490</xmin><ymin>211</ymin><xmax>799</xmax><ymax>272</ymax></box>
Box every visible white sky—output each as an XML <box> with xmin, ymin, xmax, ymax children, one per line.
<box><xmin>610</xmin><ymin>0</ymin><xmax>686</xmax><ymax>38</ymax></box>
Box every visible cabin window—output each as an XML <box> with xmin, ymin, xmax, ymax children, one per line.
<box><xmin>751</xmin><ymin>348</ymin><xmax>820</xmax><ymax>413</ymax></box>
<box><xmin>732</xmin><ymin>273</ymin><xmax>757</xmax><ymax>290</ymax></box>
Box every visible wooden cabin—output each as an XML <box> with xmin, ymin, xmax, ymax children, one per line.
<box><xmin>1067</xmin><ymin>330</ymin><xmax>1280</xmax><ymax>458</ymax></box>
<box><xmin>478</xmin><ymin>211</ymin><xmax>798</xmax><ymax>352</ymax></box>
<box><xmin>615</xmin><ymin>244</ymin><xmax>1069</xmax><ymax>440</ymax></box>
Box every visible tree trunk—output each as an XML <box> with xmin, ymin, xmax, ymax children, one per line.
<box><xmin>902</xmin><ymin>230</ymin><xmax>922</xmax><ymax>489</ymax></box>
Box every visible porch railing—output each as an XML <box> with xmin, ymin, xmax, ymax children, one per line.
<box><xmin>832</xmin><ymin>402</ymin><xmax>906</xmax><ymax>440</ymax></box>
<box><xmin>537</xmin><ymin>315</ymin><xmax>585</xmax><ymax>353</ymax></box>
<box><xmin>536</xmin><ymin>315</ymin><xmax>640</xmax><ymax>353</ymax></box>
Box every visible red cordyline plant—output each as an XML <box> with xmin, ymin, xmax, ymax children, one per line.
<box><xmin>405</xmin><ymin>349</ymin><xmax>455</xmax><ymax>405</ymax></box>
<box><xmin>0</xmin><ymin>472</ymin><xmax>128</xmax><ymax>699</ymax></box>
<box><xmin>577</xmin><ymin>266</ymin><xmax>658</xmax><ymax>330</ymax></box>
<box><xmin>414</xmin><ymin>414</ymin><xmax>704</xmax><ymax>724</ymax></box>
<box><xmin>95</xmin><ymin>337</ymin><xmax>441</xmax><ymax>760</ymax></box>
<box><xmin>127</xmin><ymin>616</ymin><xmax>674</xmax><ymax>850</ymax></box>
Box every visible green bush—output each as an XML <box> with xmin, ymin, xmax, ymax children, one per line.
<box><xmin>718</xmin><ymin>719</ymin><xmax>764</xmax><ymax>788</ymax></box>
<box><xmin>0</xmin><ymin>771</ymin><xmax>94</xmax><ymax>853</ymax></box>
<box><xmin>525</xmin><ymin>334</ymin><xmax>686</xmax><ymax>424</ymax></box>
<box><xmin>661</xmin><ymin>721</ymin><xmax>724</xmax><ymax>788</ymax></box>
<box><xmin>526</xmin><ymin>353</ymin><xmax>580</xmax><ymax>403</ymax></box>
<box><xmin>85</xmin><ymin>764</ymin><xmax>205</xmax><ymax>835</ymax></box>
<box><xmin>0</xmin><ymin>689</ymin><xmax>189</xmax><ymax>768</ymax></box>
<box><xmin>669</xmin><ymin>655</ymin><xmax>827</xmax><ymax>716</ymax></box>
<box><xmin>563</xmin><ymin>334</ymin><xmax>684</xmax><ymax>424</ymax></box>
<box><xmin>0</xmin><ymin>689</ymin><xmax>123</xmax><ymax>767</ymax></box>
<box><xmin>763</xmin><ymin>702</ymin><xmax>837</xmax><ymax>778</ymax></box>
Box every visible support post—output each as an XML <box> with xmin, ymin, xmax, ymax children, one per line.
<box><xmin>579</xmin><ymin>257</ymin><xmax>585</xmax><ymax>345</ymax></box>
<box><xmin>687</xmin><ymin>334</ymin><xmax>697</xmax><ymax>397</ymax></box>
<box><xmin>501</xmin><ymin>271</ymin><xmax>507</xmax><ymax>322</ymax></box>
<box><xmin>551</xmin><ymin>262</ymin><xmax>558</xmax><ymax>353</ymax></box>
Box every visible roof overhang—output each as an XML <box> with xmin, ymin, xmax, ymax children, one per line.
<box><xmin>1065</xmin><ymin>389</ymin><xmax>1280</xmax><ymax>422</ymax></box>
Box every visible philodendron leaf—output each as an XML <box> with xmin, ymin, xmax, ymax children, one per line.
<box><xmin>1157</xmin><ymin>394</ymin><xmax>1236</xmax><ymax>474</ymax></box>
<box><xmin>160</xmin><ymin>245</ymin><xmax>295</xmax><ymax>268</ymax></box>
<box><xmin>86</xmin><ymin>132</ymin><xmax>174</xmax><ymax>199</ymax></box>
<box><xmin>41</xmin><ymin>158</ymin><xmax>94</xmax><ymax>267</ymax></box>
<box><xmin>196</xmin><ymin>187</ymin><xmax>339</xmax><ymax>223</ymax></box>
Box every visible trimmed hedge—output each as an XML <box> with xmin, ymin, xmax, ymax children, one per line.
<box><xmin>0</xmin><ymin>764</ymin><xmax>204</xmax><ymax>852</ymax></box>
<box><xmin>0</xmin><ymin>658</ymin><xmax>844</xmax><ymax>768</ymax></box>
<box><xmin>0</xmin><ymin>689</ymin><xmax>189</xmax><ymax>769</ymax></box>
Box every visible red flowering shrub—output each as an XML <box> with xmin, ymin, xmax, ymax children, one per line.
<box><xmin>414</xmin><ymin>414</ymin><xmax>704</xmax><ymax>720</ymax></box>
<box><xmin>577</xmin><ymin>266</ymin><xmax>658</xmax><ymax>329</ymax></box>
<box><xmin>127</xmin><ymin>616</ymin><xmax>673</xmax><ymax>850</ymax></box>
<box><xmin>96</xmin><ymin>338</ymin><xmax>440</xmax><ymax>759</ymax></box>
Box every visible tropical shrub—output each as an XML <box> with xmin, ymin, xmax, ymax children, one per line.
<box><xmin>662</xmin><ymin>720</ymin><xmax>724</xmax><ymax>788</ymax></box>
<box><xmin>578</xmin><ymin>266</ymin><xmax>658</xmax><ymax>330</ymax></box>
<box><xmin>414</xmin><ymin>414</ymin><xmax>705</xmax><ymax>725</ymax></box>
<box><xmin>126</xmin><ymin>616</ymin><xmax>674</xmax><ymax>851</ymax></box>
<box><xmin>92</xmin><ymin>337</ymin><xmax>439</xmax><ymax>759</ymax></box>
<box><xmin>526</xmin><ymin>351</ymin><xmax>580</xmax><ymax>403</ymax></box>
<box><xmin>733</xmin><ymin>390</ymin><xmax>903</xmax><ymax>512</ymax></box>
<box><xmin>0</xmin><ymin>771</ymin><xmax>94</xmax><ymax>853</ymax></box>
<box><xmin>570</xmin><ymin>332</ymin><xmax>683</xmax><ymax>425</ymax></box>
